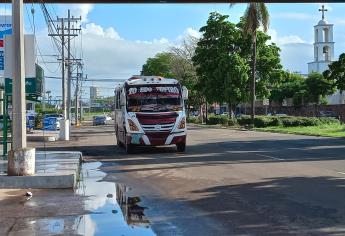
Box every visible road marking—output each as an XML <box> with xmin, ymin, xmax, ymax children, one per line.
<box><xmin>336</xmin><ymin>172</ymin><xmax>345</xmax><ymax>175</ymax></box>
<box><xmin>256</xmin><ymin>154</ymin><xmax>284</xmax><ymax>161</ymax></box>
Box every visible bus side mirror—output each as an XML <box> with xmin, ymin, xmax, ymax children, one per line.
<box><xmin>182</xmin><ymin>86</ymin><xmax>188</xmax><ymax>100</ymax></box>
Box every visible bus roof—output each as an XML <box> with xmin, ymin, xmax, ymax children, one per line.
<box><xmin>125</xmin><ymin>76</ymin><xmax>179</xmax><ymax>86</ymax></box>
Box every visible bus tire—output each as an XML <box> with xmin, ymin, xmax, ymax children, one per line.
<box><xmin>125</xmin><ymin>134</ymin><xmax>134</xmax><ymax>154</ymax></box>
<box><xmin>176</xmin><ymin>142</ymin><xmax>186</xmax><ymax>152</ymax></box>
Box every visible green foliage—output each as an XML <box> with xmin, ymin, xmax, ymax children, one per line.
<box><xmin>141</xmin><ymin>52</ymin><xmax>175</xmax><ymax>78</ymax></box>
<box><xmin>193</xmin><ymin>12</ymin><xmax>246</xmax><ymax>105</ymax></box>
<box><xmin>207</xmin><ymin>115</ymin><xmax>229</xmax><ymax>125</ymax></box>
<box><xmin>324</xmin><ymin>53</ymin><xmax>345</xmax><ymax>92</ymax></box>
<box><xmin>187</xmin><ymin>116</ymin><xmax>200</xmax><ymax>124</ymax></box>
<box><xmin>270</xmin><ymin>72</ymin><xmax>306</xmax><ymax>105</ymax></box>
<box><xmin>305</xmin><ymin>72</ymin><xmax>336</xmax><ymax>104</ymax></box>
<box><xmin>35</xmin><ymin>113</ymin><xmax>43</xmax><ymax>128</ymax></box>
<box><xmin>281</xmin><ymin>116</ymin><xmax>339</xmax><ymax>127</ymax></box>
<box><xmin>238</xmin><ymin>115</ymin><xmax>339</xmax><ymax>128</ymax></box>
<box><xmin>228</xmin><ymin>118</ymin><xmax>238</xmax><ymax>127</ymax></box>
<box><xmin>241</xmin><ymin>3</ymin><xmax>269</xmax><ymax>34</ymax></box>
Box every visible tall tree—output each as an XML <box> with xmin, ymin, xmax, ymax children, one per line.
<box><xmin>305</xmin><ymin>72</ymin><xmax>336</xmax><ymax>105</ymax></box>
<box><xmin>192</xmin><ymin>12</ymin><xmax>249</xmax><ymax>118</ymax></box>
<box><xmin>141</xmin><ymin>52</ymin><xmax>175</xmax><ymax>78</ymax></box>
<box><xmin>323</xmin><ymin>53</ymin><xmax>345</xmax><ymax>92</ymax></box>
<box><xmin>237</xmin><ymin>3</ymin><xmax>269</xmax><ymax>124</ymax></box>
<box><xmin>170</xmin><ymin>36</ymin><xmax>201</xmax><ymax>118</ymax></box>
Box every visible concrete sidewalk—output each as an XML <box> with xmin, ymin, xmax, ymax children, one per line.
<box><xmin>0</xmin><ymin>151</ymin><xmax>82</xmax><ymax>189</ymax></box>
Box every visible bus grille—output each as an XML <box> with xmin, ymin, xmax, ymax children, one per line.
<box><xmin>141</xmin><ymin>123</ymin><xmax>175</xmax><ymax>132</ymax></box>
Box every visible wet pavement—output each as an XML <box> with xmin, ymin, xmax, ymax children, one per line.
<box><xmin>0</xmin><ymin>161</ymin><xmax>156</xmax><ymax>236</ymax></box>
<box><xmin>76</xmin><ymin>162</ymin><xmax>156</xmax><ymax>236</ymax></box>
<box><xmin>27</xmin><ymin>124</ymin><xmax>345</xmax><ymax>235</ymax></box>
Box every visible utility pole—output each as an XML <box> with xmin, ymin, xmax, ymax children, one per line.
<box><xmin>67</xmin><ymin>9</ymin><xmax>71</xmax><ymax>122</ymax></box>
<box><xmin>48</xmin><ymin>10</ymin><xmax>81</xmax><ymax>140</ymax></box>
<box><xmin>8</xmin><ymin>0</ymin><xmax>35</xmax><ymax>176</ymax></box>
<box><xmin>74</xmin><ymin>62</ymin><xmax>82</xmax><ymax>126</ymax></box>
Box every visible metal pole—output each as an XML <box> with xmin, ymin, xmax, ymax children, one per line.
<box><xmin>12</xmin><ymin>0</ymin><xmax>26</xmax><ymax>150</ymax></box>
<box><xmin>61</xmin><ymin>18</ymin><xmax>66</xmax><ymax>120</ymax></box>
<box><xmin>74</xmin><ymin>64</ymin><xmax>79</xmax><ymax>125</ymax></box>
<box><xmin>59</xmin><ymin>16</ymin><xmax>69</xmax><ymax>141</ymax></box>
<box><xmin>67</xmin><ymin>9</ymin><xmax>71</xmax><ymax>121</ymax></box>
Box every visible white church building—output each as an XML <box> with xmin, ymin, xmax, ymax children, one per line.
<box><xmin>307</xmin><ymin>5</ymin><xmax>345</xmax><ymax>104</ymax></box>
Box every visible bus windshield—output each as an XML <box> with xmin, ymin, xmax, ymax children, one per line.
<box><xmin>126</xmin><ymin>86</ymin><xmax>182</xmax><ymax>112</ymax></box>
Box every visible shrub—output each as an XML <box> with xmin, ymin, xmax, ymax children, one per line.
<box><xmin>237</xmin><ymin>115</ymin><xmax>252</xmax><ymax>126</ymax></box>
<box><xmin>228</xmin><ymin>118</ymin><xmax>238</xmax><ymax>127</ymax></box>
<box><xmin>35</xmin><ymin>113</ymin><xmax>43</xmax><ymax>128</ymax></box>
<box><xmin>280</xmin><ymin>117</ymin><xmax>339</xmax><ymax>127</ymax></box>
<box><xmin>318</xmin><ymin>117</ymin><xmax>340</xmax><ymax>125</ymax></box>
<box><xmin>187</xmin><ymin>116</ymin><xmax>200</xmax><ymax>124</ymax></box>
<box><xmin>207</xmin><ymin>115</ymin><xmax>229</xmax><ymax>125</ymax></box>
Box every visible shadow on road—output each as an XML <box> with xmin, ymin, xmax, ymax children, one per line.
<box><xmin>173</xmin><ymin>175</ymin><xmax>345</xmax><ymax>235</ymax></box>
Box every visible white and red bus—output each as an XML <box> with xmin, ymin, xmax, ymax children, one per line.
<box><xmin>114</xmin><ymin>76</ymin><xmax>188</xmax><ymax>153</ymax></box>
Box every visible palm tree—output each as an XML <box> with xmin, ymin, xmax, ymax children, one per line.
<box><xmin>233</xmin><ymin>3</ymin><xmax>269</xmax><ymax>125</ymax></box>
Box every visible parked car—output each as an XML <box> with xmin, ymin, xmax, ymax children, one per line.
<box><xmin>318</xmin><ymin>111</ymin><xmax>340</xmax><ymax>120</ymax></box>
<box><xmin>93</xmin><ymin>116</ymin><xmax>107</xmax><ymax>126</ymax></box>
<box><xmin>43</xmin><ymin>114</ymin><xmax>63</xmax><ymax>130</ymax></box>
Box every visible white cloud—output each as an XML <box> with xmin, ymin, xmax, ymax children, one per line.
<box><xmin>177</xmin><ymin>27</ymin><xmax>201</xmax><ymax>41</ymax></box>
<box><xmin>70</xmin><ymin>4</ymin><xmax>94</xmax><ymax>23</ymax></box>
<box><xmin>81</xmin><ymin>27</ymin><xmax>170</xmax><ymax>80</ymax></box>
<box><xmin>280</xmin><ymin>43</ymin><xmax>313</xmax><ymax>74</ymax></box>
<box><xmin>267</xmin><ymin>29</ymin><xmax>312</xmax><ymax>74</ymax></box>
<box><xmin>83</xmin><ymin>23</ymin><xmax>122</xmax><ymax>40</ymax></box>
<box><xmin>268</xmin><ymin>29</ymin><xmax>308</xmax><ymax>45</ymax></box>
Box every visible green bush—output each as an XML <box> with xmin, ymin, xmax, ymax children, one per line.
<box><xmin>35</xmin><ymin>113</ymin><xmax>43</xmax><ymax>128</ymax></box>
<box><xmin>281</xmin><ymin>117</ymin><xmax>339</xmax><ymax>127</ymax></box>
<box><xmin>237</xmin><ymin>115</ymin><xmax>252</xmax><ymax>126</ymax></box>
<box><xmin>237</xmin><ymin>115</ymin><xmax>339</xmax><ymax>128</ymax></box>
<box><xmin>207</xmin><ymin>115</ymin><xmax>229</xmax><ymax>125</ymax></box>
<box><xmin>187</xmin><ymin>116</ymin><xmax>200</xmax><ymax>124</ymax></box>
<box><xmin>228</xmin><ymin>118</ymin><xmax>238</xmax><ymax>127</ymax></box>
<box><xmin>318</xmin><ymin>117</ymin><xmax>340</xmax><ymax>125</ymax></box>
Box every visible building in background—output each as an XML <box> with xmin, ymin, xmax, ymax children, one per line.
<box><xmin>308</xmin><ymin>5</ymin><xmax>334</xmax><ymax>74</ymax></box>
<box><xmin>90</xmin><ymin>86</ymin><xmax>100</xmax><ymax>101</ymax></box>
<box><xmin>307</xmin><ymin>5</ymin><xmax>345</xmax><ymax>104</ymax></box>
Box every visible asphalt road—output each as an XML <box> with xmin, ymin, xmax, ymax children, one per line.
<box><xmin>36</xmin><ymin>124</ymin><xmax>345</xmax><ymax>236</ymax></box>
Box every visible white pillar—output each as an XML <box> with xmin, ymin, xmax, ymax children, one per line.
<box><xmin>12</xmin><ymin>0</ymin><xmax>26</xmax><ymax>150</ymax></box>
<box><xmin>8</xmin><ymin>0</ymin><xmax>35</xmax><ymax>176</ymax></box>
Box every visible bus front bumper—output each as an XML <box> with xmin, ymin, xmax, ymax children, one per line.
<box><xmin>126</xmin><ymin>132</ymin><xmax>186</xmax><ymax>146</ymax></box>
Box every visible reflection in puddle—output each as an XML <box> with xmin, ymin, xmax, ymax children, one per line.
<box><xmin>76</xmin><ymin>162</ymin><xmax>156</xmax><ymax>236</ymax></box>
<box><xmin>117</xmin><ymin>184</ymin><xmax>150</xmax><ymax>227</ymax></box>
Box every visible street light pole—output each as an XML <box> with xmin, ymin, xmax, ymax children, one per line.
<box><xmin>8</xmin><ymin>0</ymin><xmax>35</xmax><ymax>176</ymax></box>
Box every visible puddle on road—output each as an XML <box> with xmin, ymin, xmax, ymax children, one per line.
<box><xmin>75</xmin><ymin>162</ymin><xmax>156</xmax><ymax>236</ymax></box>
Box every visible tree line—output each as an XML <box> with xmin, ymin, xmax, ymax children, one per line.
<box><xmin>141</xmin><ymin>11</ymin><xmax>345</xmax><ymax>123</ymax></box>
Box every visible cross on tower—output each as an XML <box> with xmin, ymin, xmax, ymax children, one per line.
<box><xmin>319</xmin><ymin>5</ymin><xmax>328</xmax><ymax>20</ymax></box>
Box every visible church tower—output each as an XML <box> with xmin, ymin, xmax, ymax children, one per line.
<box><xmin>308</xmin><ymin>5</ymin><xmax>334</xmax><ymax>74</ymax></box>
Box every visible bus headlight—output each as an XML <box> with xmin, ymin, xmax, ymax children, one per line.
<box><xmin>128</xmin><ymin>119</ymin><xmax>139</xmax><ymax>131</ymax></box>
<box><xmin>178</xmin><ymin>117</ymin><xmax>186</xmax><ymax>129</ymax></box>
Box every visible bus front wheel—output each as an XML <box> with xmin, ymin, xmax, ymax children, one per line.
<box><xmin>176</xmin><ymin>142</ymin><xmax>186</xmax><ymax>152</ymax></box>
<box><xmin>125</xmin><ymin>135</ymin><xmax>134</xmax><ymax>154</ymax></box>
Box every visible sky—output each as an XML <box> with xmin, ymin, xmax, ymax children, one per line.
<box><xmin>1</xmin><ymin>2</ymin><xmax>345</xmax><ymax>99</ymax></box>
